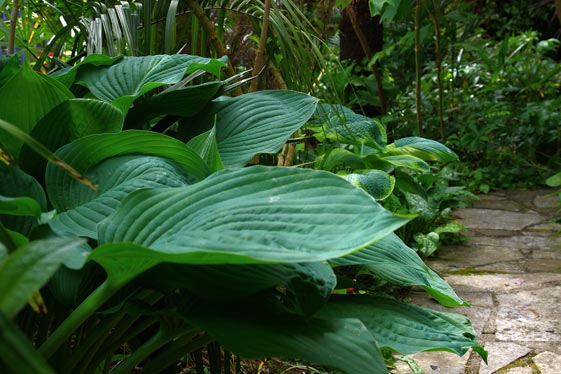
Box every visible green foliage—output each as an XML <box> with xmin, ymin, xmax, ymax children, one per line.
<box><xmin>0</xmin><ymin>54</ymin><xmax>485</xmax><ymax>373</ymax></box>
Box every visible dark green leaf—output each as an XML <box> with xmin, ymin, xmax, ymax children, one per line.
<box><xmin>331</xmin><ymin>233</ymin><xmax>467</xmax><ymax>307</ymax></box>
<box><xmin>182</xmin><ymin>300</ymin><xmax>387</xmax><ymax>374</ymax></box>
<box><xmin>0</xmin><ymin>311</ymin><xmax>55</xmax><ymax>374</ymax></box>
<box><xmin>213</xmin><ymin>91</ymin><xmax>319</xmax><ymax>167</ymax></box>
<box><xmin>0</xmin><ymin>64</ymin><xmax>73</xmax><ymax>157</ymax></box>
<box><xmin>320</xmin><ymin>295</ymin><xmax>486</xmax><ymax>359</ymax></box>
<box><xmin>45</xmin><ymin>131</ymin><xmax>210</xmax><ymax>213</ymax></box>
<box><xmin>0</xmin><ymin>237</ymin><xmax>84</xmax><ymax>318</ymax></box>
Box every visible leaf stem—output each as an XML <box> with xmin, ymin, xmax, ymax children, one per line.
<box><xmin>140</xmin><ymin>331</ymin><xmax>212</xmax><ymax>373</ymax></box>
<box><xmin>38</xmin><ymin>280</ymin><xmax>119</xmax><ymax>358</ymax></box>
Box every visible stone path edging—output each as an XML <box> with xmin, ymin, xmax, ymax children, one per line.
<box><xmin>392</xmin><ymin>189</ymin><xmax>561</xmax><ymax>374</ymax></box>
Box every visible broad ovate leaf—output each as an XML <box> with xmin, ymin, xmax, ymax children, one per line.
<box><xmin>0</xmin><ymin>64</ymin><xmax>73</xmax><ymax>157</ymax></box>
<box><xmin>0</xmin><ymin>237</ymin><xmax>84</xmax><ymax>318</ymax></box>
<box><xmin>45</xmin><ymin>131</ymin><xmax>210</xmax><ymax>212</ymax></box>
<box><xmin>74</xmin><ymin>54</ymin><xmax>227</xmax><ymax>112</ymax></box>
<box><xmin>331</xmin><ymin>233</ymin><xmax>467</xmax><ymax>307</ymax></box>
<box><xmin>20</xmin><ymin>98</ymin><xmax>123</xmax><ymax>181</ymax></box>
<box><xmin>182</xmin><ymin>299</ymin><xmax>387</xmax><ymax>374</ymax></box>
<box><xmin>91</xmin><ymin>166</ymin><xmax>408</xmax><ymax>285</ymax></box>
<box><xmin>213</xmin><ymin>91</ymin><xmax>319</xmax><ymax>167</ymax></box>
<box><xmin>49</xmin><ymin>155</ymin><xmax>193</xmax><ymax>239</ymax></box>
<box><xmin>320</xmin><ymin>295</ymin><xmax>487</xmax><ymax>359</ymax></box>
<box><xmin>98</xmin><ymin>166</ymin><xmax>406</xmax><ymax>261</ymax></box>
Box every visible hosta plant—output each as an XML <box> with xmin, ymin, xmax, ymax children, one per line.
<box><xmin>0</xmin><ymin>54</ymin><xmax>486</xmax><ymax>374</ymax></box>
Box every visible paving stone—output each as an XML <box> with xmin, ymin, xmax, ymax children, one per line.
<box><xmin>443</xmin><ymin>273</ymin><xmax>561</xmax><ymax>293</ymax></box>
<box><xmin>504</xmin><ymin>367</ymin><xmax>532</xmax><ymax>374</ymax></box>
<box><xmin>478</xmin><ymin>342</ymin><xmax>531</xmax><ymax>374</ymax></box>
<box><xmin>524</xmin><ymin>342</ymin><xmax>561</xmax><ymax>355</ymax></box>
<box><xmin>534</xmin><ymin>194</ymin><xmax>559</xmax><ymax>209</ymax></box>
<box><xmin>428</xmin><ymin>245</ymin><xmax>526</xmax><ymax>270</ymax></box>
<box><xmin>454</xmin><ymin>209</ymin><xmax>544</xmax><ymax>232</ymax></box>
<box><xmin>392</xmin><ymin>351</ymin><xmax>469</xmax><ymax>374</ymax></box>
<box><xmin>524</xmin><ymin>222</ymin><xmax>561</xmax><ymax>234</ymax></box>
<box><xmin>467</xmin><ymin>235</ymin><xmax>552</xmax><ymax>251</ymax></box>
<box><xmin>532</xmin><ymin>351</ymin><xmax>561</xmax><ymax>374</ymax></box>
<box><xmin>472</xmin><ymin>198</ymin><xmax>525</xmax><ymax>212</ymax></box>
<box><xmin>496</xmin><ymin>286</ymin><xmax>561</xmax><ymax>341</ymax></box>
<box><xmin>524</xmin><ymin>258</ymin><xmax>561</xmax><ymax>272</ymax></box>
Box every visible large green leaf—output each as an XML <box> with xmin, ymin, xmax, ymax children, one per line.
<box><xmin>45</xmin><ymin>131</ymin><xmax>210</xmax><ymax>212</ymax></box>
<box><xmin>213</xmin><ymin>91</ymin><xmax>319</xmax><ymax>167</ymax></box>
<box><xmin>0</xmin><ymin>64</ymin><xmax>73</xmax><ymax>157</ymax></box>
<box><xmin>98</xmin><ymin>166</ymin><xmax>406</xmax><ymax>260</ymax></box>
<box><xmin>182</xmin><ymin>299</ymin><xmax>387</xmax><ymax>374</ymax></box>
<box><xmin>0</xmin><ymin>196</ymin><xmax>42</xmax><ymax>218</ymax></box>
<box><xmin>320</xmin><ymin>295</ymin><xmax>487</xmax><ymax>359</ymax></box>
<box><xmin>386</xmin><ymin>137</ymin><xmax>459</xmax><ymax>162</ymax></box>
<box><xmin>142</xmin><ymin>261</ymin><xmax>336</xmax><ymax>316</ymax></box>
<box><xmin>0</xmin><ymin>312</ymin><xmax>55</xmax><ymax>374</ymax></box>
<box><xmin>50</xmin><ymin>54</ymin><xmax>123</xmax><ymax>88</ymax></box>
<box><xmin>0</xmin><ymin>54</ymin><xmax>19</xmax><ymax>88</ymax></box>
<box><xmin>0</xmin><ymin>237</ymin><xmax>84</xmax><ymax>318</ymax></box>
<box><xmin>331</xmin><ymin>233</ymin><xmax>467</xmax><ymax>307</ymax></box>
<box><xmin>0</xmin><ymin>164</ymin><xmax>47</xmax><ymax>236</ymax></box>
<box><xmin>20</xmin><ymin>98</ymin><xmax>124</xmax><ymax>181</ymax></box>
<box><xmin>91</xmin><ymin>166</ymin><xmax>407</xmax><ymax>285</ymax></box>
<box><xmin>124</xmin><ymin>81</ymin><xmax>224</xmax><ymax>129</ymax></box>
<box><xmin>74</xmin><ymin>54</ymin><xmax>227</xmax><ymax>112</ymax></box>
<box><xmin>49</xmin><ymin>155</ymin><xmax>193</xmax><ymax>239</ymax></box>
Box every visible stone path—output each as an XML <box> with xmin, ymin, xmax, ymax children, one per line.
<box><xmin>392</xmin><ymin>189</ymin><xmax>561</xmax><ymax>374</ymax></box>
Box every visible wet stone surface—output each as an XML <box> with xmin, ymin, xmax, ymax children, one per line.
<box><xmin>392</xmin><ymin>189</ymin><xmax>561</xmax><ymax>374</ymax></box>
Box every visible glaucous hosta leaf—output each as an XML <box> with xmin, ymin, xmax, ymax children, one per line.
<box><xmin>0</xmin><ymin>237</ymin><xmax>84</xmax><ymax>318</ymax></box>
<box><xmin>20</xmin><ymin>98</ymin><xmax>123</xmax><ymax>181</ymax></box>
<box><xmin>332</xmin><ymin>233</ymin><xmax>466</xmax><ymax>307</ymax></box>
<box><xmin>319</xmin><ymin>295</ymin><xmax>487</xmax><ymax>360</ymax></box>
<box><xmin>45</xmin><ymin>131</ymin><xmax>210</xmax><ymax>212</ymax></box>
<box><xmin>98</xmin><ymin>166</ymin><xmax>407</xmax><ymax>262</ymax></box>
<box><xmin>0</xmin><ymin>64</ymin><xmax>73</xmax><ymax>157</ymax></box>
<box><xmin>345</xmin><ymin>170</ymin><xmax>395</xmax><ymax>201</ymax></box>
<box><xmin>213</xmin><ymin>91</ymin><xmax>319</xmax><ymax>167</ymax></box>
<box><xmin>181</xmin><ymin>299</ymin><xmax>387</xmax><ymax>374</ymax></box>
<box><xmin>386</xmin><ymin>137</ymin><xmax>459</xmax><ymax>162</ymax></box>
<box><xmin>74</xmin><ymin>54</ymin><xmax>227</xmax><ymax>113</ymax></box>
<box><xmin>49</xmin><ymin>155</ymin><xmax>193</xmax><ymax>239</ymax></box>
<box><xmin>90</xmin><ymin>166</ymin><xmax>408</xmax><ymax>285</ymax></box>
